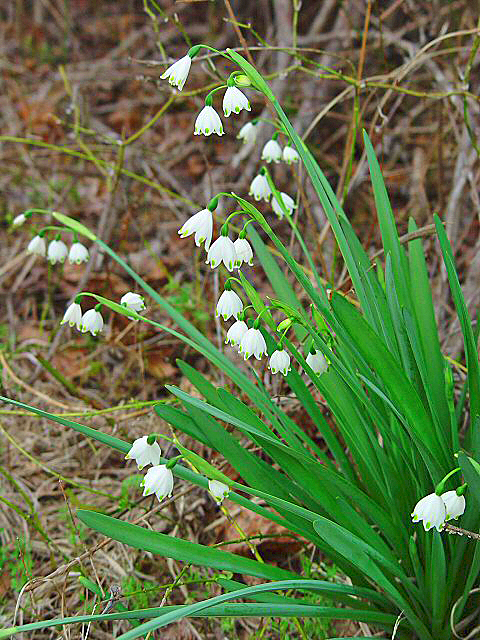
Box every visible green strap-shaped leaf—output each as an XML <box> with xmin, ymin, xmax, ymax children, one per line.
<box><xmin>77</xmin><ymin>510</ymin><xmax>296</xmax><ymax>581</ymax></box>
<box><xmin>435</xmin><ymin>215</ymin><xmax>480</xmax><ymax>444</ymax></box>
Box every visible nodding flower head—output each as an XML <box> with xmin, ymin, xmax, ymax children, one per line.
<box><xmin>206</xmin><ymin>235</ymin><xmax>237</xmax><ymax>272</ymax></box>
<box><xmin>121</xmin><ymin>292</ymin><xmax>146</xmax><ymax>312</ymax></box>
<box><xmin>268</xmin><ymin>349</ymin><xmax>291</xmax><ymax>376</ymax></box>
<box><xmin>249</xmin><ymin>174</ymin><xmax>271</xmax><ymax>202</ymax></box>
<box><xmin>68</xmin><ymin>242</ymin><xmax>89</xmax><ymax>265</ymax></box>
<box><xmin>60</xmin><ymin>302</ymin><xmax>83</xmax><ymax>330</ymax></box>
<box><xmin>412</xmin><ymin>493</ymin><xmax>447</xmax><ymax>531</ymax></box>
<box><xmin>223</xmin><ymin>86</ymin><xmax>251</xmax><ymax>117</ymax></box>
<box><xmin>178</xmin><ymin>208</ymin><xmax>213</xmax><ymax>250</ymax></box>
<box><xmin>160</xmin><ymin>54</ymin><xmax>192</xmax><ymax>91</ymax></box>
<box><xmin>234</xmin><ymin>237</ymin><xmax>254</xmax><ymax>268</ymax></box>
<box><xmin>208</xmin><ymin>479</ymin><xmax>230</xmax><ymax>503</ymax></box>
<box><xmin>237</xmin><ymin>121</ymin><xmax>257</xmax><ymax>145</ymax></box>
<box><xmin>261</xmin><ymin>139</ymin><xmax>282</xmax><ymax>163</ymax></box>
<box><xmin>125</xmin><ymin>436</ymin><xmax>161</xmax><ymax>470</ymax></box>
<box><xmin>27</xmin><ymin>235</ymin><xmax>46</xmax><ymax>257</ymax></box>
<box><xmin>194</xmin><ymin>105</ymin><xmax>224</xmax><ymax>137</ymax></box>
<box><xmin>225</xmin><ymin>319</ymin><xmax>248</xmax><ymax>349</ymax></box>
<box><xmin>80</xmin><ymin>308</ymin><xmax>104</xmax><ymax>336</ymax></box>
<box><xmin>272</xmin><ymin>192</ymin><xmax>297</xmax><ymax>219</ymax></box>
<box><xmin>282</xmin><ymin>145</ymin><xmax>300</xmax><ymax>164</ymax></box>
<box><xmin>216</xmin><ymin>289</ymin><xmax>243</xmax><ymax>321</ymax></box>
<box><xmin>305</xmin><ymin>349</ymin><xmax>328</xmax><ymax>375</ymax></box>
<box><xmin>47</xmin><ymin>239</ymin><xmax>68</xmax><ymax>265</ymax></box>
<box><xmin>141</xmin><ymin>464</ymin><xmax>174</xmax><ymax>502</ymax></box>
<box><xmin>441</xmin><ymin>490</ymin><xmax>466</xmax><ymax>521</ymax></box>
<box><xmin>239</xmin><ymin>327</ymin><xmax>267</xmax><ymax>361</ymax></box>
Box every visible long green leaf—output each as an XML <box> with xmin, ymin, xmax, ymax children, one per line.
<box><xmin>78</xmin><ymin>511</ymin><xmax>295</xmax><ymax>581</ymax></box>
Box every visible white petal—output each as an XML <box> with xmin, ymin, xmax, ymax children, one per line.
<box><xmin>160</xmin><ymin>54</ymin><xmax>191</xmax><ymax>90</ymax></box>
<box><xmin>223</xmin><ymin>87</ymin><xmax>250</xmax><ymax>117</ymax></box>
<box><xmin>194</xmin><ymin>106</ymin><xmax>224</xmax><ymax>137</ymax></box>
<box><xmin>237</xmin><ymin>122</ymin><xmax>257</xmax><ymax>145</ymax></box>
<box><xmin>261</xmin><ymin>139</ymin><xmax>282</xmax><ymax>163</ymax></box>
<box><xmin>121</xmin><ymin>292</ymin><xmax>146</xmax><ymax>312</ymax></box>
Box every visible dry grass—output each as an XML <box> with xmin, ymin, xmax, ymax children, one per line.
<box><xmin>0</xmin><ymin>0</ymin><xmax>479</xmax><ymax>637</ymax></box>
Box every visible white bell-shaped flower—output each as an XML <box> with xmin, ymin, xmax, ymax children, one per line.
<box><xmin>27</xmin><ymin>235</ymin><xmax>46</xmax><ymax>257</ymax></box>
<box><xmin>80</xmin><ymin>308</ymin><xmax>104</xmax><ymax>336</ymax></box>
<box><xmin>125</xmin><ymin>436</ymin><xmax>161</xmax><ymax>470</ymax></box>
<box><xmin>223</xmin><ymin>86</ymin><xmax>250</xmax><ymax>117</ymax></box>
<box><xmin>13</xmin><ymin>213</ymin><xmax>26</xmax><ymax>227</ymax></box>
<box><xmin>216</xmin><ymin>289</ymin><xmax>243</xmax><ymax>321</ymax></box>
<box><xmin>234</xmin><ymin>238</ymin><xmax>253</xmax><ymax>267</ymax></box>
<box><xmin>194</xmin><ymin>105</ymin><xmax>224</xmax><ymax>137</ymax></box>
<box><xmin>268</xmin><ymin>349</ymin><xmax>291</xmax><ymax>376</ymax></box>
<box><xmin>441</xmin><ymin>490</ymin><xmax>466</xmax><ymax>521</ymax></box>
<box><xmin>272</xmin><ymin>192</ymin><xmax>297</xmax><ymax>218</ymax></box>
<box><xmin>237</xmin><ymin>121</ymin><xmax>257</xmax><ymax>145</ymax></box>
<box><xmin>47</xmin><ymin>239</ymin><xmax>68</xmax><ymax>264</ymax></box>
<box><xmin>261</xmin><ymin>139</ymin><xmax>282</xmax><ymax>163</ymax></box>
<box><xmin>178</xmin><ymin>208</ymin><xmax>213</xmax><ymax>250</ymax></box>
<box><xmin>208</xmin><ymin>479</ymin><xmax>230</xmax><ymax>503</ymax></box>
<box><xmin>239</xmin><ymin>327</ymin><xmax>267</xmax><ymax>360</ymax></box>
<box><xmin>225</xmin><ymin>320</ymin><xmax>248</xmax><ymax>348</ymax></box>
<box><xmin>249</xmin><ymin>174</ymin><xmax>271</xmax><ymax>202</ymax></box>
<box><xmin>60</xmin><ymin>302</ymin><xmax>83</xmax><ymax>330</ymax></box>
<box><xmin>282</xmin><ymin>145</ymin><xmax>300</xmax><ymax>164</ymax></box>
<box><xmin>160</xmin><ymin>54</ymin><xmax>191</xmax><ymax>90</ymax></box>
<box><xmin>121</xmin><ymin>292</ymin><xmax>146</xmax><ymax>312</ymax></box>
<box><xmin>306</xmin><ymin>350</ymin><xmax>328</xmax><ymax>375</ymax></box>
<box><xmin>206</xmin><ymin>235</ymin><xmax>237</xmax><ymax>271</ymax></box>
<box><xmin>68</xmin><ymin>242</ymin><xmax>89</xmax><ymax>265</ymax></box>
<box><xmin>412</xmin><ymin>492</ymin><xmax>446</xmax><ymax>531</ymax></box>
<box><xmin>142</xmin><ymin>464</ymin><xmax>174</xmax><ymax>501</ymax></box>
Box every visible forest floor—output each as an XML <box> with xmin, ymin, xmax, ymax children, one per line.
<box><xmin>0</xmin><ymin>1</ymin><xmax>479</xmax><ymax>638</ymax></box>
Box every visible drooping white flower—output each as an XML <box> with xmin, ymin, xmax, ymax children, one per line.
<box><xmin>412</xmin><ymin>492</ymin><xmax>446</xmax><ymax>531</ymax></box>
<box><xmin>178</xmin><ymin>208</ymin><xmax>213</xmax><ymax>250</ymax></box>
<box><xmin>80</xmin><ymin>308</ymin><xmax>104</xmax><ymax>336</ymax></box>
<box><xmin>125</xmin><ymin>436</ymin><xmax>161</xmax><ymax>470</ymax></box>
<box><xmin>13</xmin><ymin>213</ymin><xmax>26</xmax><ymax>227</ymax></box>
<box><xmin>268</xmin><ymin>349</ymin><xmax>291</xmax><ymax>376</ymax></box>
<box><xmin>249</xmin><ymin>174</ymin><xmax>271</xmax><ymax>202</ymax></box>
<box><xmin>208</xmin><ymin>479</ymin><xmax>230</xmax><ymax>503</ymax></box>
<box><xmin>60</xmin><ymin>302</ymin><xmax>83</xmax><ymax>330</ymax></box>
<box><xmin>142</xmin><ymin>464</ymin><xmax>174</xmax><ymax>501</ymax></box>
<box><xmin>237</xmin><ymin>121</ymin><xmax>257</xmax><ymax>145</ymax></box>
<box><xmin>121</xmin><ymin>292</ymin><xmax>146</xmax><ymax>312</ymax></box>
<box><xmin>239</xmin><ymin>327</ymin><xmax>267</xmax><ymax>360</ymax></box>
<box><xmin>68</xmin><ymin>242</ymin><xmax>89</xmax><ymax>265</ymax></box>
<box><xmin>234</xmin><ymin>238</ymin><xmax>253</xmax><ymax>268</ymax></box>
<box><xmin>272</xmin><ymin>192</ymin><xmax>297</xmax><ymax>218</ymax></box>
<box><xmin>160</xmin><ymin>54</ymin><xmax>191</xmax><ymax>91</ymax></box>
<box><xmin>206</xmin><ymin>235</ymin><xmax>237</xmax><ymax>271</ymax></box>
<box><xmin>225</xmin><ymin>320</ymin><xmax>248</xmax><ymax>348</ymax></box>
<box><xmin>306</xmin><ymin>350</ymin><xmax>328</xmax><ymax>375</ymax></box>
<box><xmin>441</xmin><ymin>491</ymin><xmax>466</xmax><ymax>521</ymax></box>
<box><xmin>194</xmin><ymin>105</ymin><xmax>224</xmax><ymax>137</ymax></box>
<box><xmin>261</xmin><ymin>139</ymin><xmax>282</xmax><ymax>163</ymax></box>
<box><xmin>282</xmin><ymin>145</ymin><xmax>300</xmax><ymax>164</ymax></box>
<box><xmin>223</xmin><ymin>86</ymin><xmax>250</xmax><ymax>117</ymax></box>
<box><xmin>216</xmin><ymin>289</ymin><xmax>243</xmax><ymax>321</ymax></box>
<box><xmin>47</xmin><ymin>239</ymin><xmax>68</xmax><ymax>265</ymax></box>
<box><xmin>27</xmin><ymin>235</ymin><xmax>46</xmax><ymax>257</ymax></box>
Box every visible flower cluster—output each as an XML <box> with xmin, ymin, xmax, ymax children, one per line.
<box><xmin>125</xmin><ymin>435</ymin><xmax>230</xmax><ymax>504</ymax></box>
<box><xmin>61</xmin><ymin>292</ymin><xmax>145</xmax><ymax>336</ymax></box>
<box><xmin>412</xmin><ymin>489</ymin><xmax>466</xmax><ymax>531</ymax></box>
<box><xmin>27</xmin><ymin>235</ymin><xmax>90</xmax><ymax>266</ymax></box>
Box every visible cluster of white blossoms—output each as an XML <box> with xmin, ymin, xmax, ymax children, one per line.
<box><xmin>412</xmin><ymin>487</ymin><xmax>466</xmax><ymax>531</ymax></box>
<box><xmin>166</xmin><ymin>48</ymin><xmax>330</xmax><ymax>380</ymax></box>
<box><xmin>249</xmin><ymin>172</ymin><xmax>297</xmax><ymax>220</ymax></box>
<box><xmin>61</xmin><ymin>292</ymin><xmax>145</xmax><ymax>336</ymax></box>
<box><xmin>125</xmin><ymin>435</ymin><xmax>230</xmax><ymax>504</ymax></box>
<box><xmin>26</xmin><ymin>234</ymin><xmax>90</xmax><ymax>266</ymax></box>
